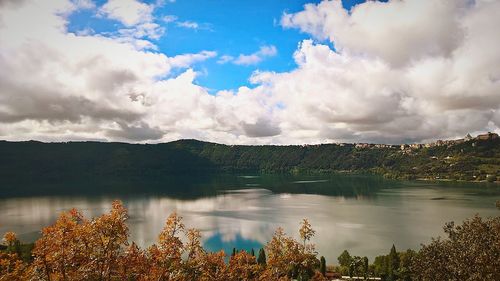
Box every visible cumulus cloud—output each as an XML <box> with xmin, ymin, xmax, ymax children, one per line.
<box><xmin>282</xmin><ymin>0</ymin><xmax>467</xmax><ymax>67</ymax></box>
<box><xmin>0</xmin><ymin>0</ymin><xmax>499</xmax><ymax>144</ymax></box>
<box><xmin>98</xmin><ymin>0</ymin><xmax>166</xmax><ymax>42</ymax></box>
<box><xmin>267</xmin><ymin>0</ymin><xmax>500</xmax><ymax>143</ymax></box>
<box><xmin>241</xmin><ymin>118</ymin><xmax>281</xmax><ymax>138</ymax></box>
<box><xmin>106</xmin><ymin>121</ymin><xmax>164</xmax><ymax>141</ymax></box>
<box><xmin>99</xmin><ymin>0</ymin><xmax>153</xmax><ymax>27</ymax></box>
<box><xmin>0</xmin><ymin>0</ymin><xmax>222</xmax><ymax>142</ymax></box>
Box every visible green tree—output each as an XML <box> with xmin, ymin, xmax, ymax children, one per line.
<box><xmin>338</xmin><ymin>250</ymin><xmax>352</xmax><ymax>267</ymax></box>
<box><xmin>362</xmin><ymin>256</ymin><xmax>369</xmax><ymax>278</ymax></box>
<box><xmin>388</xmin><ymin>244</ymin><xmax>400</xmax><ymax>280</ymax></box>
<box><xmin>373</xmin><ymin>255</ymin><xmax>388</xmax><ymax>280</ymax></box>
<box><xmin>320</xmin><ymin>256</ymin><xmax>326</xmax><ymax>276</ymax></box>
<box><xmin>413</xmin><ymin>215</ymin><xmax>500</xmax><ymax>280</ymax></box>
<box><xmin>399</xmin><ymin>249</ymin><xmax>416</xmax><ymax>281</ymax></box>
<box><xmin>250</xmin><ymin>248</ymin><xmax>255</xmax><ymax>257</ymax></box>
<box><xmin>257</xmin><ymin>248</ymin><xmax>266</xmax><ymax>266</ymax></box>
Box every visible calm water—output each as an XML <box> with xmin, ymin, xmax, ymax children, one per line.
<box><xmin>1</xmin><ymin>174</ymin><xmax>499</xmax><ymax>262</ymax></box>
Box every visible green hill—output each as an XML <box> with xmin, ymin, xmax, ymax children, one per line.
<box><xmin>0</xmin><ymin>136</ymin><xmax>498</xmax><ymax>183</ymax></box>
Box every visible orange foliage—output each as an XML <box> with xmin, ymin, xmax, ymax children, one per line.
<box><xmin>1</xmin><ymin>202</ymin><xmax>323</xmax><ymax>281</ymax></box>
<box><xmin>263</xmin><ymin>220</ymin><xmax>319</xmax><ymax>280</ymax></box>
<box><xmin>0</xmin><ymin>252</ymin><xmax>27</xmax><ymax>281</ymax></box>
<box><xmin>3</xmin><ymin>232</ymin><xmax>17</xmax><ymax>246</ymax></box>
<box><xmin>228</xmin><ymin>250</ymin><xmax>260</xmax><ymax>281</ymax></box>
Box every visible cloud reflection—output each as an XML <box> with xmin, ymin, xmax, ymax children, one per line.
<box><xmin>1</xmin><ymin>180</ymin><xmax>499</xmax><ymax>262</ymax></box>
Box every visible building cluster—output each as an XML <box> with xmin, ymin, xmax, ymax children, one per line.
<box><xmin>400</xmin><ymin>132</ymin><xmax>499</xmax><ymax>151</ymax></box>
<box><xmin>321</xmin><ymin>132</ymin><xmax>498</xmax><ymax>151</ymax></box>
<box><xmin>354</xmin><ymin>143</ymin><xmax>395</xmax><ymax>149</ymax></box>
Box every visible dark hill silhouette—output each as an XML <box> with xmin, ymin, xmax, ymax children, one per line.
<box><xmin>0</xmin><ymin>137</ymin><xmax>498</xmax><ymax>184</ymax></box>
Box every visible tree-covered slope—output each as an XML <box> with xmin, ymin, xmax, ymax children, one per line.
<box><xmin>0</xmin><ymin>137</ymin><xmax>498</xmax><ymax>182</ymax></box>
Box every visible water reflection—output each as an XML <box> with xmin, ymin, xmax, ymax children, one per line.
<box><xmin>0</xmin><ymin>174</ymin><xmax>499</xmax><ymax>263</ymax></box>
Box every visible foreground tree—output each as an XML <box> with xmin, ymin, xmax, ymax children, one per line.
<box><xmin>228</xmin><ymin>250</ymin><xmax>259</xmax><ymax>281</ymax></box>
<box><xmin>413</xmin><ymin>215</ymin><xmax>500</xmax><ymax>280</ymax></box>
<box><xmin>262</xmin><ymin>220</ymin><xmax>319</xmax><ymax>280</ymax></box>
<box><xmin>147</xmin><ymin>212</ymin><xmax>185</xmax><ymax>280</ymax></box>
<box><xmin>0</xmin><ymin>252</ymin><xmax>27</xmax><ymax>281</ymax></box>
<box><xmin>31</xmin><ymin>208</ymin><xmax>85</xmax><ymax>281</ymax></box>
<box><xmin>29</xmin><ymin>200</ymin><xmax>129</xmax><ymax>281</ymax></box>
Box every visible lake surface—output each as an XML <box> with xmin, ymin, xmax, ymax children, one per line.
<box><xmin>1</xmin><ymin>174</ymin><xmax>499</xmax><ymax>263</ymax></box>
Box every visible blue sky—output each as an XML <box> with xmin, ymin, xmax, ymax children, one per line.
<box><xmin>67</xmin><ymin>0</ymin><xmax>368</xmax><ymax>92</ymax></box>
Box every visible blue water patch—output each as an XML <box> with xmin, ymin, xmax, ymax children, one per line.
<box><xmin>203</xmin><ymin>232</ymin><xmax>263</xmax><ymax>255</ymax></box>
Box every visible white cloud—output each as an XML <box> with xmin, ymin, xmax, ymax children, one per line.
<box><xmin>176</xmin><ymin>20</ymin><xmax>213</xmax><ymax>31</ymax></box>
<box><xmin>99</xmin><ymin>0</ymin><xmax>153</xmax><ymax>26</ymax></box>
<box><xmin>282</xmin><ymin>0</ymin><xmax>467</xmax><ymax>67</ymax></box>
<box><xmin>176</xmin><ymin>20</ymin><xmax>199</xmax><ymax>29</ymax></box>
<box><xmin>220</xmin><ymin>45</ymin><xmax>278</xmax><ymax>66</ymax></box>
<box><xmin>162</xmin><ymin>16</ymin><xmax>212</xmax><ymax>31</ymax></box>
<box><xmin>96</xmin><ymin>0</ymin><xmax>166</xmax><ymax>43</ymax></box>
<box><xmin>169</xmin><ymin>51</ymin><xmax>218</xmax><ymax>68</ymax></box>
<box><xmin>217</xmin><ymin>55</ymin><xmax>234</xmax><ymax>64</ymax></box>
<box><xmin>162</xmin><ymin>14</ymin><xmax>177</xmax><ymax>23</ymax></box>
<box><xmin>71</xmin><ymin>0</ymin><xmax>95</xmax><ymax>10</ymax></box>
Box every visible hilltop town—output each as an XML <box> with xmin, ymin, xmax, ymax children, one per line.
<box><xmin>349</xmin><ymin>132</ymin><xmax>499</xmax><ymax>151</ymax></box>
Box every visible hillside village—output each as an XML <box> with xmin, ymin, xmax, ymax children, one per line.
<box><xmin>349</xmin><ymin>132</ymin><xmax>499</xmax><ymax>151</ymax></box>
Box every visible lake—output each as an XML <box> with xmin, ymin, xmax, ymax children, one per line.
<box><xmin>1</xmin><ymin>174</ymin><xmax>499</xmax><ymax>263</ymax></box>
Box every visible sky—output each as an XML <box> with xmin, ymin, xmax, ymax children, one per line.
<box><xmin>0</xmin><ymin>0</ymin><xmax>499</xmax><ymax>144</ymax></box>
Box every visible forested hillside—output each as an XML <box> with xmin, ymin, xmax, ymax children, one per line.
<box><xmin>0</xmin><ymin>137</ymin><xmax>498</xmax><ymax>182</ymax></box>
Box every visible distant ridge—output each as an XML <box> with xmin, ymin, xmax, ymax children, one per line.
<box><xmin>0</xmin><ymin>133</ymin><xmax>498</xmax><ymax>184</ymax></box>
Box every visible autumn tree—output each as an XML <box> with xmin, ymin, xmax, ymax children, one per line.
<box><xmin>31</xmin><ymin>208</ymin><xmax>85</xmax><ymax>281</ymax></box>
<box><xmin>3</xmin><ymin>232</ymin><xmax>17</xmax><ymax>251</ymax></box>
<box><xmin>182</xmin><ymin>228</ymin><xmax>205</xmax><ymax>280</ymax></box>
<box><xmin>263</xmin><ymin>219</ymin><xmax>320</xmax><ymax>280</ymax></box>
<box><xmin>1</xmin><ymin>232</ymin><xmax>27</xmax><ymax>281</ymax></box>
<box><xmin>87</xmin><ymin>200</ymin><xmax>129</xmax><ymax>280</ymax></box>
<box><xmin>29</xmin><ymin>201</ymin><xmax>130</xmax><ymax>281</ymax></box>
<box><xmin>262</xmin><ymin>227</ymin><xmax>289</xmax><ymax>279</ymax></box>
<box><xmin>0</xmin><ymin>251</ymin><xmax>27</xmax><ymax>281</ymax></box>
<box><xmin>228</xmin><ymin>250</ymin><xmax>259</xmax><ymax>281</ymax></box>
<box><xmin>299</xmin><ymin>219</ymin><xmax>315</xmax><ymax>248</ymax></box>
<box><xmin>147</xmin><ymin>212</ymin><xmax>185</xmax><ymax>280</ymax></box>
<box><xmin>116</xmin><ymin>242</ymin><xmax>148</xmax><ymax>280</ymax></box>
